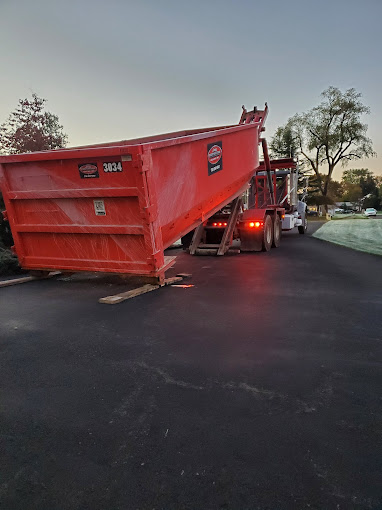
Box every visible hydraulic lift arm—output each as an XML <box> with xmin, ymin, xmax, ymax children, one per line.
<box><xmin>261</xmin><ymin>138</ymin><xmax>275</xmax><ymax>205</ymax></box>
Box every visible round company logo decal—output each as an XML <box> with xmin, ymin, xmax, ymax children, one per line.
<box><xmin>78</xmin><ymin>162</ymin><xmax>99</xmax><ymax>179</ymax></box>
<box><xmin>79</xmin><ymin>163</ymin><xmax>98</xmax><ymax>175</ymax></box>
<box><xmin>207</xmin><ymin>145</ymin><xmax>222</xmax><ymax>165</ymax></box>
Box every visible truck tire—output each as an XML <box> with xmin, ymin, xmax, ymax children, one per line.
<box><xmin>298</xmin><ymin>216</ymin><xmax>308</xmax><ymax>235</ymax></box>
<box><xmin>262</xmin><ymin>215</ymin><xmax>273</xmax><ymax>252</ymax></box>
<box><xmin>272</xmin><ymin>215</ymin><xmax>281</xmax><ymax>248</ymax></box>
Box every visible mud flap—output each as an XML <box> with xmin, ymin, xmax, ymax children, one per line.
<box><xmin>239</xmin><ymin>229</ymin><xmax>263</xmax><ymax>252</ymax></box>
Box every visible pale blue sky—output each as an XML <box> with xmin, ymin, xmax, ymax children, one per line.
<box><xmin>1</xmin><ymin>0</ymin><xmax>381</xmax><ymax>178</ymax></box>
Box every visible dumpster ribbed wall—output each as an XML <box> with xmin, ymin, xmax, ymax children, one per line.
<box><xmin>0</xmin><ymin>153</ymin><xmax>163</xmax><ymax>275</ymax></box>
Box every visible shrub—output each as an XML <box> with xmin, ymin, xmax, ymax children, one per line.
<box><xmin>0</xmin><ymin>247</ymin><xmax>21</xmax><ymax>275</ymax></box>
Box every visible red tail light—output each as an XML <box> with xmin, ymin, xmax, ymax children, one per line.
<box><xmin>247</xmin><ymin>221</ymin><xmax>263</xmax><ymax>228</ymax></box>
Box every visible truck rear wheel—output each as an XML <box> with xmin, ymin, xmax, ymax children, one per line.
<box><xmin>272</xmin><ymin>215</ymin><xmax>281</xmax><ymax>248</ymax></box>
<box><xmin>262</xmin><ymin>215</ymin><xmax>273</xmax><ymax>252</ymax></box>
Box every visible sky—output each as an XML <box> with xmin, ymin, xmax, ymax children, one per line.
<box><xmin>0</xmin><ymin>0</ymin><xmax>381</xmax><ymax>179</ymax></box>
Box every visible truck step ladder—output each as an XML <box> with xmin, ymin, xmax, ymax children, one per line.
<box><xmin>189</xmin><ymin>197</ymin><xmax>242</xmax><ymax>256</ymax></box>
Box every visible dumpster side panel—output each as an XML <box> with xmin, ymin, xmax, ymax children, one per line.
<box><xmin>0</xmin><ymin>153</ymin><xmax>165</xmax><ymax>275</ymax></box>
<box><xmin>150</xmin><ymin>125</ymin><xmax>259</xmax><ymax>248</ymax></box>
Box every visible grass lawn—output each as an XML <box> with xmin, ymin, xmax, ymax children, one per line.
<box><xmin>312</xmin><ymin>219</ymin><xmax>382</xmax><ymax>256</ymax></box>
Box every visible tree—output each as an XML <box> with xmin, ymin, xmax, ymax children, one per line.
<box><xmin>341</xmin><ymin>168</ymin><xmax>381</xmax><ymax>210</ymax></box>
<box><xmin>376</xmin><ymin>176</ymin><xmax>382</xmax><ymax>202</ymax></box>
<box><xmin>306</xmin><ymin>174</ymin><xmax>343</xmax><ymax>208</ymax></box>
<box><xmin>342</xmin><ymin>168</ymin><xmax>372</xmax><ymax>185</ymax></box>
<box><xmin>269</xmin><ymin>124</ymin><xmax>310</xmax><ymax>201</ymax></box>
<box><xmin>269</xmin><ymin>125</ymin><xmax>298</xmax><ymax>159</ymax></box>
<box><xmin>0</xmin><ymin>93</ymin><xmax>68</xmax><ymax>154</ymax></box>
<box><xmin>341</xmin><ymin>182</ymin><xmax>363</xmax><ymax>204</ymax></box>
<box><xmin>271</xmin><ymin>87</ymin><xmax>376</xmax><ymax>210</ymax></box>
<box><xmin>360</xmin><ymin>174</ymin><xmax>377</xmax><ymax>197</ymax></box>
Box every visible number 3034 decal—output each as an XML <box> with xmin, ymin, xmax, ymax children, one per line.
<box><xmin>103</xmin><ymin>162</ymin><xmax>123</xmax><ymax>173</ymax></box>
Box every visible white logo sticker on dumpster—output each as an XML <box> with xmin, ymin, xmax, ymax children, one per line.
<box><xmin>94</xmin><ymin>200</ymin><xmax>106</xmax><ymax>216</ymax></box>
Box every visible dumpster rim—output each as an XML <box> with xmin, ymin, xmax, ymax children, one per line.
<box><xmin>0</xmin><ymin>123</ymin><xmax>261</xmax><ymax>164</ymax></box>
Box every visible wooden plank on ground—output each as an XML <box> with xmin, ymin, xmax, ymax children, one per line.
<box><xmin>162</xmin><ymin>276</ymin><xmax>183</xmax><ymax>286</ymax></box>
<box><xmin>99</xmin><ymin>275</ymin><xmax>187</xmax><ymax>304</ymax></box>
<box><xmin>99</xmin><ymin>284</ymin><xmax>160</xmax><ymax>304</ymax></box>
<box><xmin>0</xmin><ymin>271</ymin><xmax>61</xmax><ymax>288</ymax></box>
<box><xmin>0</xmin><ymin>276</ymin><xmax>38</xmax><ymax>288</ymax></box>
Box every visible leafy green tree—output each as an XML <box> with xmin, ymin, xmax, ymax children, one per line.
<box><xmin>360</xmin><ymin>174</ymin><xmax>377</xmax><ymax>197</ymax></box>
<box><xmin>270</xmin><ymin>125</ymin><xmax>309</xmax><ymax>200</ymax></box>
<box><xmin>342</xmin><ymin>168</ymin><xmax>372</xmax><ymax>185</ymax></box>
<box><xmin>306</xmin><ymin>174</ymin><xmax>343</xmax><ymax>207</ymax></box>
<box><xmin>0</xmin><ymin>93</ymin><xmax>68</xmax><ymax>154</ymax></box>
<box><xmin>341</xmin><ymin>168</ymin><xmax>381</xmax><ymax>209</ymax></box>
<box><xmin>363</xmin><ymin>195</ymin><xmax>379</xmax><ymax>209</ymax></box>
<box><xmin>269</xmin><ymin>126</ymin><xmax>298</xmax><ymax>158</ymax></box>
<box><xmin>272</xmin><ymin>87</ymin><xmax>376</xmax><ymax>209</ymax></box>
<box><xmin>341</xmin><ymin>182</ymin><xmax>363</xmax><ymax>203</ymax></box>
<box><xmin>376</xmin><ymin>177</ymin><xmax>382</xmax><ymax>207</ymax></box>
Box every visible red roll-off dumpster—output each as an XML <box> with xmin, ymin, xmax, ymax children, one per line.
<box><xmin>0</xmin><ymin>108</ymin><xmax>266</xmax><ymax>280</ymax></box>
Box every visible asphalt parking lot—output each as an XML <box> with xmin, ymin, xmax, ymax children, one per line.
<box><xmin>0</xmin><ymin>224</ymin><xmax>381</xmax><ymax>510</ymax></box>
